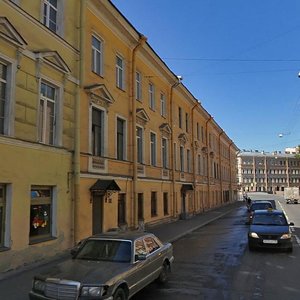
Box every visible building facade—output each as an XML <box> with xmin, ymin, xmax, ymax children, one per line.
<box><xmin>237</xmin><ymin>151</ymin><xmax>300</xmax><ymax>193</ymax></box>
<box><xmin>0</xmin><ymin>0</ymin><xmax>238</xmax><ymax>272</ymax></box>
<box><xmin>0</xmin><ymin>0</ymin><xmax>80</xmax><ymax>272</ymax></box>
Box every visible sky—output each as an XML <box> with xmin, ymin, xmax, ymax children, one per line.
<box><xmin>112</xmin><ymin>0</ymin><xmax>300</xmax><ymax>153</ymax></box>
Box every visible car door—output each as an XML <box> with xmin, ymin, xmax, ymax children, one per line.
<box><xmin>125</xmin><ymin>238</ymin><xmax>151</xmax><ymax>296</ymax></box>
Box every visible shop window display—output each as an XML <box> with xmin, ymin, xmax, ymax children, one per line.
<box><xmin>30</xmin><ymin>187</ymin><xmax>52</xmax><ymax>242</ymax></box>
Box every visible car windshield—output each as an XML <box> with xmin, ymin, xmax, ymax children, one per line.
<box><xmin>252</xmin><ymin>214</ymin><xmax>288</xmax><ymax>226</ymax></box>
<box><xmin>75</xmin><ymin>239</ymin><xmax>132</xmax><ymax>262</ymax></box>
<box><xmin>250</xmin><ymin>203</ymin><xmax>272</xmax><ymax>211</ymax></box>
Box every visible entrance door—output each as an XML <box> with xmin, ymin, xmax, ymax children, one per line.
<box><xmin>92</xmin><ymin>195</ymin><xmax>103</xmax><ymax>234</ymax></box>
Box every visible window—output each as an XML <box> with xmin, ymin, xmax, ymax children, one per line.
<box><xmin>162</xmin><ymin>138</ymin><xmax>168</xmax><ymax>169</ymax></box>
<box><xmin>0</xmin><ymin>62</ymin><xmax>8</xmax><ymax>135</ymax></box>
<box><xmin>144</xmin><ymin>236</ymin><xmax>160</xmax><ymax>253</ymax></box>
<box><xmin>116</xmin><ymin>55</ymin><xmax>124</xmax><ymax>89</ymax></box>
<box><xmin>92</xmin><ymin>107</ymin><xmax>104</xmax><ymax>156</ymax></box>
<box><xmin>197</xmin><ymin>123</ymin><xmax>200</xmax><ymax>140</ymax></box>
<box><xmin>185</xmin><ymin>113</ymin><xmax>189</xmax><ymax>132</ymax></box>
<box><xmin>92</xmin><ymin>35</ymin><xmax>103</xmax><ymax>76</ymax></box>
<box><xmin>136</xmin><ymin>72</ymin><xmax>142</xmax><ymax>100</ymax></box>
<box><xmin>136</xmin><ymin>126</ymin><xmax>143</xmax><ymax>163</ymax></box>
<box><xmin>30</xmin><ymin>187</ymin><xmax>52</xmax><ymax>243</ymax></box>
<box><xmin>149</xmin><ymin>83</ymin><xmax>155</xmax><ymax>110</ymax></box>
<box><xmin>178</xmin><ymin>107</ymin><xmax>182</xmax><ymax>128</ymax></box>
<box><xmin>160</xmin><ymin>92</ymin><xmax>166</xmax><ymax>117</ymax></box>
<box><xmin>198</xmin><ymin>154</ymin><xmax>201</xmax><ymax>175</ymax></box>
<box><xmin>118</xmin><ymin>194</ymin><xmax>126</xmax><ymax>226</ymax></box>
<box><xmin>163</xmin><ymin>192</ymin><xmax>168</xmax><ymax>216</ymax></box>
<box><xmin>117</xmin><ymin>117</ymin><xmax>126</xmax><ymax>160</ymax></box>
<box><xmin>138</xmin><ymin>193</ymin><xmax>144</xmax><ymax>221</ymax></box>
<box><xmin>43</xmin><ymin>0</ymin><xmax>58</xmax><ymax>33</ymax></box>
<box><xmin>39</xmin><ymin>82</ymin><xmax>56</xmax><ymax>145</ymax></box>
<box><xmin>174</xmin><ymin>143</ymin><xmax>177</xmax><ymax>170</ymax></box>
<box><xmin>201</xmin><ymin>126</ymin><xmax>204</xmax><ymax>143</ymax></box>
<box><xmin>151</xmin><ymin>192</ymin><xmax>157</xmax><ymax>217</ymax></box>
<box><xmin>150</xmin><ymin>132</ymin><xmax>156</xmax><ymax>166</ymax></box>
<box><xmin>180</xmin><ymin>146</ymin><xmax>184</xmax><ymax>172</ymax></box>
<box><xmin>187</xmin><ymin>149</ymin><xmax>191</xmax><ymax>172</ymax></box>
<box><xmin>0</xmin><ymin>185</ymin><xmax>6</xmax><ymax>248</ymax></box>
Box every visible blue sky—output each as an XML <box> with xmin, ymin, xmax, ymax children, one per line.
<box><xmin>112</xmin><ymin>0</ymin><xmax>300</xmax><ymax>152</ymax></box>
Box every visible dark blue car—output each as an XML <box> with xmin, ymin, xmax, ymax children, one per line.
<box><xmin>248</xmin><ymin>209</ymin><xmax>294</xmax><ymax>252</ymax></box>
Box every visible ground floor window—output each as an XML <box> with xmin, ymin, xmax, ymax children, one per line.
<box><xmin>30</xmin><ymin>187</ymin><xmax>52</xmax><ymax>243</ymax></box>
<box><xmin>151</xmin><ymin>192</ymin><xmax>157</xmax><ymax>217</ymax></box>
<box><xmin>163</xmin><ymin>192</ymin><xmax>168</xmax><ymax>215</ymax></box>
<box><xmin>138</xmin><ymin>193</ymin><xmax>144</xmax><ymax>221</ymax></box>
<box><xmin>118</xmin><ymin>193</ymin><xmax>126</xmax><ymax>226</ymax></box>
<box><xmin>0</xmin><ymin>185</ymin><xmax>6</xmax><ymax>248</ymax></box>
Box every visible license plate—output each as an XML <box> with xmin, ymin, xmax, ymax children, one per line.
<box><xmin>263</xmin><ymin>239</ymin><xmax>278</xmax><ymax>244</ymax></box>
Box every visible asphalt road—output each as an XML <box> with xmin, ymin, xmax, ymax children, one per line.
<box><xmin>133</xmin><ymin>192</ymin><xmax>300</xmax><ymax>300</ymax></box>
<box><xmin>1</xmin><ymin>192</ymin><xmax>299</xmax><ymax>300</ymax></box>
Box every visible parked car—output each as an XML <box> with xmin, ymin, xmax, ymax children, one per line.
<box><xmin>248</xmin><ymin>209</ymin><xmax>294</xmax><ymax>252</ymax></box>
<box><xmin>29</xmin><ymin>231</ymin><xmax>174</xmax><ymax>300</ymax></box>
<box><xmin>246</xmin><ymin>201</ymin><xmax>274</xmax><ymax>224</ymax></box>
<box><xmin>251</xmin><ymin>199</ymin><xmax>276</xmax><ymax>209</ymax></box>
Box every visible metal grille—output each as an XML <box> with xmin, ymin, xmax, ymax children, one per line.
<box><xmin>45</xmin><ymin>280</ymin><xmax>80</xmax><ymax>300</ymax></box>
<box><xmin>260</xmin><ymin>234</ymin><xmax>279</xmax><ymax>240</ymax></box>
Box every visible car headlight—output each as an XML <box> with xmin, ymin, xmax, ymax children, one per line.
<box><xmin>81</xmin><ymin>286</ymin><xmax>107</xmax><ymax>297</ymax></box>
<box><xmin>249</xmin><ymin>232</ymin><xmax>259</xmax><ymax>238</ymax></box>
<box><xmin>33</xmin><ymin>279</ymin><xmax>46</xmax><ymax>293</ymax></box>
<box><xmin>280</xmin><ymin>233</ymin><xmax>292</xmax><ymax>239</ymax></box>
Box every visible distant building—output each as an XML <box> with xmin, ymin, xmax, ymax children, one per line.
<box><xmin>237</xmin><ymin>151</ymin><xmax>300</xmax><ymax>193</ymax></box>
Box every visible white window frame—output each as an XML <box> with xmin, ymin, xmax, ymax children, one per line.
<box><xmin>116</xmin><ymin>54</ymin><xmax>125</xmax><ymax>90</ymax></box>
<box><xmin>149</xmin><ymin>82</ymin><xmax>155</xmax><ymax>110</ymax></box>
<box><xmin>90</xmin><ymin>105</ymin><xmax>106</xmax><ymax>157</ymax></box>
<box><xmin>42</xmin><ymin>0</ymin><xmax>63</xmax><ymax>35</ymax></box>
<box><xmin>38</xmin><ymin>80</ymin><xmax>62</xmax><ymax>146</ymax></box>
<box><xmin>136</xmin><ymin>125</ymin><xmax>144</xmax><ymax>164</ymax></box>
<box><xmin>92</xmin><ymin>34</ymin><xmax>103</xmax><ymax>76</ymax></box>
<box><xmin>187</xmin><ymin>149</ymin><xmax>191</xmax><ymax>173</ymax></box>
<box><xmin>150</xmin><ymin>131</ymin><xmax>157</xmax><ymax>166</ymax></box>
<box><xmin>136</xmin><ymin>71</ymin><xmax>142</xmax><ymax>101</ymax></box>
<box><xmin>0</xmin><ymin>184</ymin><xmax>12</xmax><ymax>249</ymax></box>
<box><xmin>160</xmin><ymin>92</ymin><xmax>166</xmax><ymax>117</ymax></box>
<box><xmin>180</xmin><ymin>146</ymin><xmax>184</xmax><ymax>172</ymax></box>
<box><xmin>116</xmin><ymin>116</ymin><xmax>127</xmax><ymax>161</ymax></box>
<box><xmin>0</xmin><ymin>57</ymin><xmax>15</xmax><ymax>136</ymax></box>
<box><xmin>162</xmin><ymin>137</ymin><xmax>168</xmax><ymax>169</ymax></box>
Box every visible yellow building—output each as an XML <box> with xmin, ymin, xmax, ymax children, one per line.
<box><xmin>0</xmin><ymin>1</ymin><xmax>80</xmax><ymax>272</ymax></box>
<box><xmin>75</xmin><ymin>0</ymin><xmax>239</xmax><ymax>241</ymax></box>
<box><xmin>0</xmin><ymin>0</ymin><xmax>238</xmax><ymax>273</ymax></box>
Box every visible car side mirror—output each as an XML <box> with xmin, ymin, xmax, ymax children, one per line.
<box><xmin>135</xmin><ymin>254</ymin><xmax>147</xmax><ymax>261</ymax></box>
<box><xmin>289</xmin><ymin>222</ymin><xmax>294</xmax><ymax>226</ymax></box>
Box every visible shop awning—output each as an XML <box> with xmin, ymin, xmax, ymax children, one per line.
<box><xmin>181</xmin><ymin>184</ymin><xmax>194</xmax><ymax>192</ymax></box>
<box><xmin>90</xmin><ymin>179</ymin><xmax>121</xmax><ymax>193</ymax></box>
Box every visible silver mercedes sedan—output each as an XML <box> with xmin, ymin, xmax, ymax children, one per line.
<box><xmin>29</xmin><ymin>231</ymin><xmax>174</xmax><ymax>300</ymax></box>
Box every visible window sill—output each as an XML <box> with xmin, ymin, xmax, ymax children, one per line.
<box><xmin>0</xmin><ymin>246</ymin><xmax>10</xmax><ymax>252</ymax></box>
<box><xmin>29</xmin><ymin>236</ymin><xmax>57</xmax><ymax>245</ymax></box>
<box><xmin>116</xmin><ymin>86</ymin><xmax>126</xmax><ymax>92</ymax></box>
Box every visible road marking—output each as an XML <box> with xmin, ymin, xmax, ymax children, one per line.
<box><xmin>278</xmin><ymin>201</ymin><xmax>300</xmax><ymax>246</ymax></box>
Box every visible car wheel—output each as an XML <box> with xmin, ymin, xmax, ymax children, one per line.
<box><xmin>113</xmin><ymin>288</ymin><xmax>127</xmax><ymax>300</ymax></box>
<box><xmin>157</xmin><ymin>262</ymin><xmax>169</xmax><ymax>284</ymax></box>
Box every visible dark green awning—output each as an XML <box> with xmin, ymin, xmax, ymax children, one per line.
<box><xmin>90</xmin><ymin>179</ymin><xmax>121</xmax><ymax>193</ymax></box>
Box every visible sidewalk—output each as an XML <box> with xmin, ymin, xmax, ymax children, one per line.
<box><xmin>0</xmin><ymin>200</ymin><xmax>243</xmax><ymax>281</ymax></box>
<box><xmin>149</xmin><ymin>200</ymin><xmax>243</xmax><ymax>243</ymax></box>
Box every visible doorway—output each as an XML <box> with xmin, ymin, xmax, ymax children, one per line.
<box><xmin>92</xmin><ymin>194</ymin><xmax>103</xmax><ymax>234</ymax></box>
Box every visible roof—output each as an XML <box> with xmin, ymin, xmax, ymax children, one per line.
<box><xmin>89</xmin><ymin>231</ymin><xmax>155</xmax><ymax>242</ymax></box>
<box><xmin>253</xmin><ymin>209</ymin><xmax>284</xmax><ymax>215</ymax></box>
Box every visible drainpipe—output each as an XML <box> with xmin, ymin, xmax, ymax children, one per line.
<box><xmin>205</xmin><ymin>116</ymin><xmax>212</xmax><ymax>208</ymax></box>
<box><xmin>131</xmin><ymin>35</ymin><xmax>147</xmax><ymax>228</ymax></box>
<box><xmin>73</xmin><ymin>0</ymin><xmax>86</xmax><ymax>244</ymax></box>
<box><xmin>169</xmin><ymin>76</ymin><xmax>182</xmax><ymax>218</ymax></box>
<box><xmin>218</xmin><ymin>130</ymin><xmax>224</xmax><ymax>205</ymax></box>
<box><xmin>191</xmin><ymin>102</ymin><xmax>198</xmax><ymax>213</ymax></box>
